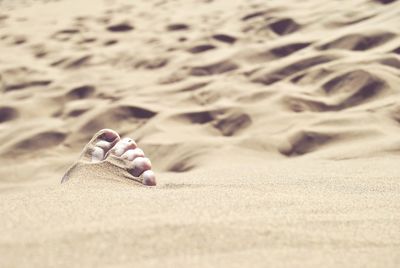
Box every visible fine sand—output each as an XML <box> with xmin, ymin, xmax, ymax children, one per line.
<box><xmin>0</xmin><ymin>0</ymin><xmax>400</xmax><ymax>267</ymax></box>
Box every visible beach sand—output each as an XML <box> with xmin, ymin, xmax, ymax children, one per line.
<box><xmin>0</xmin><ymin>0</ymin><xmax>399</xmax><ymax>267</ymax></box>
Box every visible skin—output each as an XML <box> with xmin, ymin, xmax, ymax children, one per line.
<box><xmin>74</xmin><ymin>129</ymin><xmax>156</xmax><ymax>186</ymax></box>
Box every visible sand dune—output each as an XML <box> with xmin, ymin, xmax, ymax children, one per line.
<box><xmin>0</xmin><ymin>0</ymin><xmax>399</xmax><ymax>267</ymax></box>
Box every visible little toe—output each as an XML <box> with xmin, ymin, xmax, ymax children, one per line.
<box><xmin>130</xmin><ymin>157</ymin><xmax>152</xmax><ymax>177</ymax></box>
<box><xmin>109</xmin><ymin>137</ymin><xmax>137</xmax><ymax>157</ymax></box>
<box><xmin>142</xmin><ymin>170</ymin><xmax>156</xmax><ymax>186</ymax></box>
<box><xmin>80</xmin><ymin>129</ymin><xmax>120</xmax><ymax>162</ymax></box>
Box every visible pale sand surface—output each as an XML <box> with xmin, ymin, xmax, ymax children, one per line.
<box><xmin>0</xmin><ymin>0</ymin><xmax>400</xmax><ymax>267</ymax></box>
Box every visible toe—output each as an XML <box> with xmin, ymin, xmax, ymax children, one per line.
<box><xmin>92</xmin><ymin>140</ymin><xmax>116</xmax><ymax>162</ymax></box>
<box><xmin>81</xmin><ymin>129</ymin><xmax>120</xmax><ymax>162</ymax></box>
<box><xmin>142</xmin><ymin>170</ymin><xmax>156</xmax><ymax>186</ymax></box>
<box><xmin>109</xmin><ymin>137</ymin><xmax>137</xmax><ymax>157</ymax></box>
<box><xmin>99</xmin><ymin>129</ymin><xmax>120</xmax><ymax>142</ymax></box>
<box><xmin>130</xmin><ymin>157</ymin><xmax>152</xmax><ymax>177</ymax></box>
<box><xmin>121</xmin><ymin>148</ymin><xmax>145</xmax><ymax>161</ymax></box>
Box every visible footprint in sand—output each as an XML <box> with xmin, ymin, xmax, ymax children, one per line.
<box><xmin>318</xmin><ymin>32</ymin><xmax>395</xmax><ymax>51</ymax></box>
<box><xmin>106</xmin><ymin>22</ymin><xmax>134</xmax><ymax>32</ymax></box>
<box><xmin>0</xmin><ymin>106</ymin><xmax>18</xmax><ymax>123</ymax></box>
<box><xmin>269</xmin><ymin>18</ymin><xmax>300</xmax><ymax>36</ymax></box>
<box><xmin>61</xmin><ymin>129</ymin><xmax>156</xmax><ymax>186</ymax></box>
<box><xmin>166</xmin><ymin>23</ymin><xmax>189</xmax><ymax>31</ymax></box>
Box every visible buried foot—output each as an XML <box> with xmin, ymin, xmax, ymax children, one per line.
<box><xmin>61</xmin><ymin>129</ymin><xmax>156</xmax><ymax>186</ymax></box>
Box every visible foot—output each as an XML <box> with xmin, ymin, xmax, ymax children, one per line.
<box><xmin>61</xmin><ymin>129</ymin><xmax>156</xmax><ymax>186</ymax></box>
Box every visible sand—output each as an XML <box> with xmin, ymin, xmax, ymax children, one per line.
<box><xmin>0</xmin><ymin>0</ymin><xmax>400</xmax><ymax>267</ymax></box>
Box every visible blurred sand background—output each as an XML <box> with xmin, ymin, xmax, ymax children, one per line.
<box><xmin>0</xmin><ymin>0</ymin><xmax>400</xmax><ymax>267</ymax></box>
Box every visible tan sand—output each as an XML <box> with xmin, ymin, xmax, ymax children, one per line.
<box><xmin>0</xmin><ymin>0</ymin><xmax>399</xmax><ymax>267</ymax></box>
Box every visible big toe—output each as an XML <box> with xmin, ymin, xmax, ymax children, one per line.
<box><xmin>80</xmin><ymin>129</ymin><xmax>120</xmax><ymax>162</ymax></box>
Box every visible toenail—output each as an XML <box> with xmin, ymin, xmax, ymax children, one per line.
<box><xmin>102</xmin><ymin>131</ymin><xmax>118</xmax><ymax>142</ymax></box>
